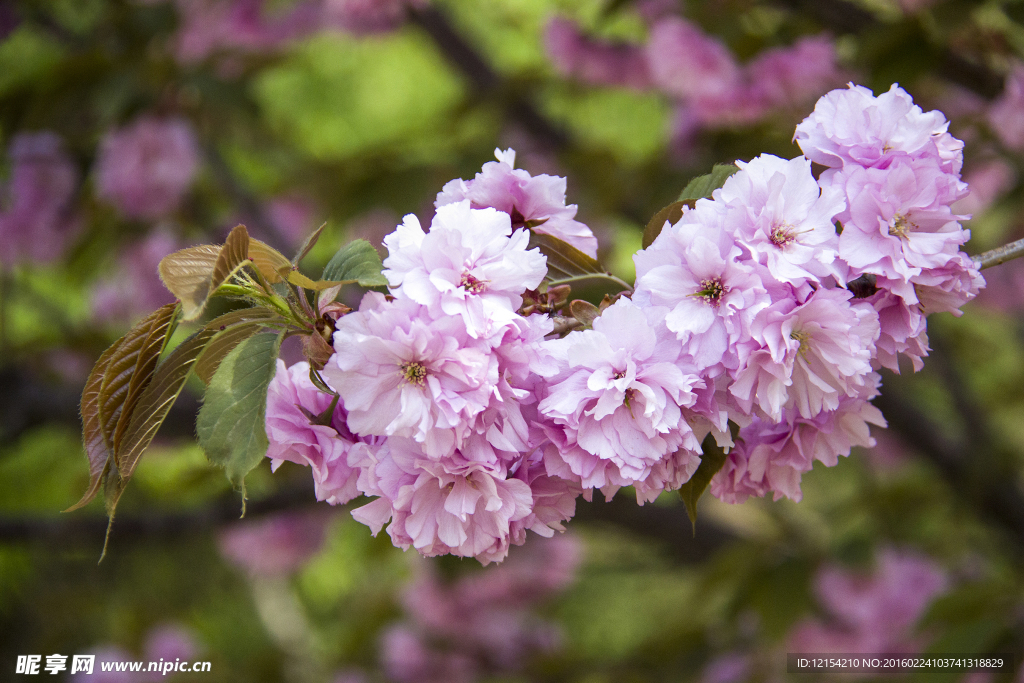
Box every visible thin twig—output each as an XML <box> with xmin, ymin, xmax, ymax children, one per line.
<box><xmin>975</xmin><ymin>237</ymin><xmax>1024</xmax><ymax>270</ymax></box>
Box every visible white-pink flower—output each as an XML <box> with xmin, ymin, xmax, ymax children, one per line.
<box><xmin>712</xmin><ymin>389</ymin><xmax>884</xmax><ymax>503</ymax></box>
<box><xmin>383</xmin><ymin>201</ymin><xmax>546</xmax><ymax>338</ymax></box>
<box><xmin>633</xmin><ymin>202</ymin><xmax>770</xmax><ymax>371</ymax></box>
<box><xmin>538</xmin><ymin>299</ymin><xmax>703</xmax><ymax>497</ymax></box>
<box><xmin>794</xmin><ymin>83</ymin><xmax>963</xmax><ymax>174</ymax></box>
<box><xmin>325</xmin><ymin>293</ymin><xmax>498</xmax><ymax>458</ymax></box>
<box><xmin>719</xmin><ymin>154</ymin><xmax>845</xmax><ymax>287</ymax></box>
<box><xmin>834</xmin><ymin>156</ymin><xmax>969</xmax><ymax>297</ymax></box>
<box><xmin>730</xmin><ymin>288</ymin><xmax>879</xmax><ymax>421</ymax></box>
<box><xmin>352</xmin><ymin>437</ymin><xmax>533</xmax><ymax>564</ymax></box>
<box><xmin>265</xmin><ymin>360</ymin><xmax>362</xmax><ymax>505</ymax></box>
<box><xmin>436</xmin><ymin>149</ymin><xmax>598</xmax><ymax>257</ymax></box>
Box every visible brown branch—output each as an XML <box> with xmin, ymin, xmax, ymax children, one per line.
<box><xmin>406</xmin><ymin>5</ymin><xmax>570</xmax><ymax>151</ymax></box>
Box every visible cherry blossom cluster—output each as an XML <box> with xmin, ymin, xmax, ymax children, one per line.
<box><xmin>265</xmin><ymin>84</ymin><xmax>983</xmax><ymax>564</ymax></box>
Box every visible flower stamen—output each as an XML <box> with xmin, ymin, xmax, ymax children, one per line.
<box><xmin>459</xmin><ymin>271</ymin><xmax>488</xmax><ymax>294</ymax></box>
<box><xmin>399</xmin><ymin>361</ymin><xmax>428</xmax><ymax>386</ymax></box>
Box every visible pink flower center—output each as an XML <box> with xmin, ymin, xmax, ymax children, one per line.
<box><xmin>694</xmin><ymin>277</ymin><xmax>726</xmax><ymax>307</ymax></box>
<box><xmin>459</xmin><ymin>271</ymin><xmax>488</xmax><ymax>294</ymax></box>
<box><xmin>399</xmin><ymin>361</ymin><xmax>428</xmax><ymax>386</ymax></box>
<box><xmin>770</xmin><ymin>223</ymin><xmax>796</xmax><ymax>247</ymax></box>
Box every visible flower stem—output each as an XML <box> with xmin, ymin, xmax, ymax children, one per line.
<box><xmin>975</xmin><ymin>237</ymin><xmax>1024</xmax><ymax>270</ymax></box>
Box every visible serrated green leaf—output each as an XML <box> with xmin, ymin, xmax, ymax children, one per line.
<box><xmin>678</xmin><ymin>163</ymin><xmax>739</xmax><ymax>203</ymax></box>
<box><xmin>193</xmin><ymin>310</ymin><xmax>285</xmax><ymax>384</ymax></box>
<box><xmin>678</xmin><ymin>433</ymin><xmax>729</xmax><ymax>533</ymax></box>
<box><xmin>100</xmin><ymin>308</ymin><xmax>284</xmax><ymax>523</ymax></box>
<box><xmin>642</xmin><ymin>200</ymin><xmax>689</xmax><ymax>250</ymax></box>
<box><xmin>321</xmin><ymin>239</ymin><xmax>388</xmax><ymax>287</ymax></box>
<box><xmin>197</xmin><ymin>331</ymin><xmax>284</xmax><ymax>505</ymax></box>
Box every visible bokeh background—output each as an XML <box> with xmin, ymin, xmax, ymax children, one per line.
<box><xmin>2</xmin><ymin>0</ymin><xmax>1024</xmax><ymax>681</ymax></box>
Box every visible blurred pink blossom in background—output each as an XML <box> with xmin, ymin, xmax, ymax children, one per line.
<box><xmin>789</xmin><ymin>548</ymin><xmax>948</xmax><ymax>654</ymax></box>
<box><xmin>0</xmin><ymin>131</ymin><xmax>80</xmax><ymax>266</ymax></box>
<box><xmin>381</xmin><ymin>533</ymin><xmax>581</xmax><ymax>682</ymax></box>
<box><xmin>218</xmin><ymin>510</ymin><xmax>330</xmax><ymax>577</ymax></box>
<box><xmin>95</xmin><ymin>116</ymin><xmax>200</xmax><ymax>220</ymax></box>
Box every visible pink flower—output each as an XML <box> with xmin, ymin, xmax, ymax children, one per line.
<box><xmin>719</xmin><ymin>154</ymin><xmax>845</xmax><ymax>287</ymax></box>
<box><xmin>645</xmin><ymin>17</ymin><xmax>741</xmax><ymax>103</ymax></box>
<box><xmin>538</xmin><ymin>299</ymin><xmax>704</xmax><ymax>498</ymax></box>
<box><xmin>789</xmin><ymin>548</ymin><xmax>948</xmax><ymax>653</ymax></box>
<box><xmin>382</xmin><ymin>201</ymin><xmax>547</xmax><ymax>338</ymax></box>
<box><xmin>545</xmin><ymin>17</ymin><xmax>652</xmax><ymax>90</ymax></box>
<box><xmin>988</xmin><ymin>61</ymin><xmax>1024</xmax><ymax>151</ymax></box>
<box><xmin>265</xmin><ymin>360</ymin><xmax>363</xmax><ymax>505</ymax></box>
<box><xmin>863</xmin><ymin>287</ymin><xmax>930</xmax><ymax>373</ymax></box>
<box><xmin>325</xmin><ymin>293</ymin><xmax>499</xmax><ymax>458</ymax></box>
<box><xmin>95</xmin><ymin>116</ymin><xmax>200</xmax><ymax>220</ymax></box>
<box><xmin>795</xmin><ymin>83</ymin><xmax>963</xmax><ymax>174</ymax></box>
<box><xmin>143</xmin><ymin>624</ymin><xmax>199</xmax><ymax>665</ymax></box>
<box><xmin>712</xmin><ymin>389</ymin><xmax>883</xmax><ymax>503</ymax></box>
<box><xmin>834</xmin><ymin>156</ymin><xmax>968</xmax><ymax>296</ymax></box>
<box><xmin>436</xmin><ymin>148</ymin><xmax>598</xmax><ymax>258</ymax></box>
<box><xmin>633</xmin><ymin>202</ymin><xmax>770</xmax><ymax>371</ymax></box>
<box><xmin>730</xmin><ymin>288</ymin><xmax>879</xmax><ymax>421</ymax></box>
<box><xmin>350</xmin><ymin>437</ymin><xmax>533</xmax><ymax>563</ymax></box>
<box><xmin>321</xmin><ymin>0</ymin><xmax>411</xmax><ymax>34</ymax></box>
<box><xmin>0</xmin><ymin>132</ymin><xmax>80</xmax><ymax>266</ymax></box>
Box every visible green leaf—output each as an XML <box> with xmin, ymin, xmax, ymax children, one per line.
<box><xmin>100</xmin><ymin>308</ymin><xmax>285</xmax><ymax>522</ymax></box>
<box><xmin>642</xmin><ymin>200</ymin><xmax>688</xmax><ymax>250</ymax></box>
<box><xmin>197</xmin><ymin>331</ymin><xmax>285</xmax><ymax>507</ymax></box>
<box><xmin>193</xmin><ymin>310</ymin><xmax>286</xmax><ymax>385</ymax></box>
<box><xmin>321</xmin><ymin>239</ymin><xmax>388</xmax><ymax>287</ymax></box>
<box><xmin>677</xmin><ymin>163</ymin><xmax>739</xmax><ymax>203</ymax></box>
<box><xmin>529</xmin><ymin>232</ymin><xmax>604</xmax><ymax>281</ymax></box>
<box><xmin>678</xmin><ymin>433</ymin><xmax>730</xmax><ymax>533</ymax></box>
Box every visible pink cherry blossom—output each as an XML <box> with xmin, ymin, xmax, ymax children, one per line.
<box><xmin>95</xmin><ymin>115</ymin><xmax>200</xmax><ymax>220</ymax></box>
<box><xmin>747</xmin><ymin>35</ymin><xmax>845</xmax><ymax>110</ymax></box>
<box><xmin>217</xmin><ymin>511</ymin><xmax>329</xmax><ymax>576</ymax></box>
<box><xmin>436</xmin><ymin>148</ymin><xmax>598</xmax><ymax>257</ymax></box>
<box><xmin>719</xmin><ymin>154</ymin><xmax>845</xmax><ymax>287</ymax></box>
<box><xmin>712</xmin><ymin>389</ymin><xmax>884</xmax><ymax>503</ymax></box>
<box><xmin>730</xmin><ymin>288</ymin><xmax>879</xmax><ymax>421</ymax></box>
<box><xmin>789</xmin><ymin>548</ymin><xmax>948</xmax><ymax>653</ymax></box>
<box><xmin>794</xmin><ymin>83</ymin><xmax>963</xmax><ymax>174</ymax></box>
<box><xmin>350</xmin><ymin>437</ymin><xmax>533</xmax><ymax>563</ymax></box>
<box><xmin>265</xmin><ymin>360</ymin><xmax>363</xmax><ymax>504</ymax></box>
<box><xmin>325</xmin><ymin>293</ymin><xmax>499</xmax><ymax>458</ymax></box>
<box><xmin>645</xmin><ymin>17</ymin><xmax>741</xmax><ymax>103</ymax></box>
<box><xmin>633</xmin><ymin>202</ymin><xmax>770</xmax><ymax>371</ymax></box>
<box><xmin>834</xmin><ymin>155</ymin><xmax>968</xmax><ymax>295</ymax></box>
<box><xmin>382</xmin><ymin>201</ymin><xmax>547</xmax><ymax>338</ymax></box>
<box><xmin>538</xmin><ymin>299</ymin><xmax>704</xmax><ymax>498</ymax></box>
<box><xmin>988</xmin><ymin>61</ymin><xmax>1024</xmax><ymax>152</ymax></box>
